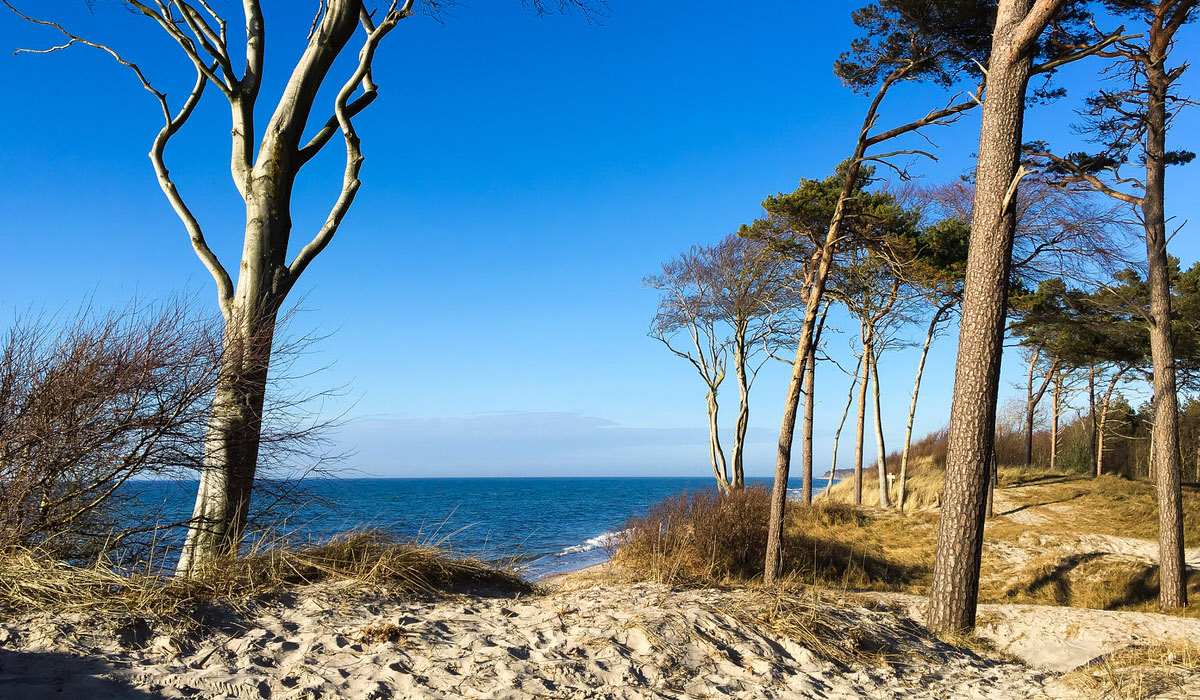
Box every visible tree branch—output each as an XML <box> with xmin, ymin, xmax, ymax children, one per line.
<box><xmin>285</xmin><ymin>3</ymin><xmax>411</xmax><ymax>289</ymax></box>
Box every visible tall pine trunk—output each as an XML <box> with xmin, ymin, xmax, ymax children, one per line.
<box><xmin>1144</xmin><ymin>47</ymin><xmax>1187</xmax><ymax>607</ymax></box>
<box><xmin>827</xmin><ymin>355</ymin><xmax>863</xmax><ymax>499</ymax></box>
<box><xmin>1089</xmin><ymin>364</ymin><xmax>1099</xmax><ymax>477</ymax></box>
<box><xmin>1051</xmin><ymin>373</ymin><xmax>1061</xmax><ymax>471</ymax></box>
<box><xmin>800</xmin><ymin>305</ymin><xmax>830</xmax><ymax>504</ymax></box>
<box><xmin>929</xmin><ymin>0</ymin><xmax>1046</xmax><ymax>633</ymax></box>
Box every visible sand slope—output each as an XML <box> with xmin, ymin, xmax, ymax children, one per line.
<box><xmin>0</xmin><ymin>581</ymin><xmax>1073</xmax><ymax>700</ymax></box>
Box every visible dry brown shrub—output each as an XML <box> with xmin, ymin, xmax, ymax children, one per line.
<box><xmin>612</xmin><ymin>488</ymin><xmax>931</xmax><ymax>590</ymax></box>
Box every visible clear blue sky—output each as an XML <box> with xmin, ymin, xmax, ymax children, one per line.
<box><xmin>1</xmin><ymin>2</ymin><xmax>1198</xmax><ymax>477</ymax></box>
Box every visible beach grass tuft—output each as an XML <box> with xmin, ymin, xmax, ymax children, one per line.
<box><xmin>0</xmin><ymin>530</ymin><xmax>529</xmax><ymax>625</ymax></box>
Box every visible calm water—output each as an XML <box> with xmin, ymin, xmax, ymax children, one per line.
<box><xmin>130</xmin><ymin>477</ymin><xmax>833</xmax><ymax>578</ymax></box>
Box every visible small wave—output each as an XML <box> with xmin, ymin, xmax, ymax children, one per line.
<box><xmin>559</xmin><ymin>530</ymin><xmax>627</xmax><ymax>556</ymax></box>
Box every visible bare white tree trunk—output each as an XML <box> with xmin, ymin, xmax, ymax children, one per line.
<box><xmin>826</xmin><ymin>355</ymin><xmax>862</xmax><ymax>499</ymax></box>
<box><xmin>869</xmin><ymin>343</ymin><xmax>891</xmax><ymax>507</ymax></box>
<box><xmin>898</xmin><ymin>303</ymin><xmax>951</xmax><ymax>511</ymax></box>
<box><xmin>852</xmin><ymin>342</ymin><xmax>871</xmax><ymax>506</ymax></box>
<box><xmin>706</xmin><ymin>389</ymin><xmax>732</xmax><ymax>495</ymax></box>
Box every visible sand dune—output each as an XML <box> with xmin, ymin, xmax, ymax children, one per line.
<box><xmin>8</xmin><ymin>576</ymin><xmax>1196</xmax><ymax>699</ymax></box>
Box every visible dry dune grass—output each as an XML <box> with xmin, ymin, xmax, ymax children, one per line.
<box><xmin>825</xmin><ymin>456</ymin><xmax>945</xmax><ymax>510</ymax></box>
<box><xmin>1065</xmin><ymin>639</ymin><xmax>1200</xmax><ymax>699</ymax></box>
<box><xmin>0</xmin><ymin>530</ymin><xmax>528</xmax><ymax>625</ymax></box>
<box><xmin>614</xmin><ymin>465</ymin><xmax>1200</xmax><ymax>619</ymax></box>
<box><xmin>987</xmin><ymin>552</ymin><xmax>1200</xmax><ymax>616</ymax></box>
<box><xmin>999</xmin><ymin>474</ymin><xmax>1200</xmax><ymax>547</ymax></box>
<box><xmin>611</xmin><ymin>487</ymin><xmax>934</xmax><ymax>592</ymax></box>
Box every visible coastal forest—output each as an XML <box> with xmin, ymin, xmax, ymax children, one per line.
<box><xmin>2</xmin><ymin>1</ymin><xmax>1200</xmax><ymax>698</ymax></box>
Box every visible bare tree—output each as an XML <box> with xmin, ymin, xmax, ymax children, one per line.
<box><xmin>646</xmin><ymin>235</ymin><xmax>793</xmax><ymax>494</ymax></box>
<box><xmin>0</xmin><ymin>301</ymin><xmax>219</xmax><ymax>564</ymax></box>
<box><xmin>1020</xmin><ymin>348</ymin><xmax>1059</xmax><ymax>468</ymax></box>
<box><xmin>7</xmin><ymin>0</ymin><xmax>594</xmax><ymax>574</ymax></box>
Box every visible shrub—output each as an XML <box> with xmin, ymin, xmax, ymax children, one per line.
<box><xmin>613</xmin><ymin>487</ymin><xmax>930</xmax><ymax>589</ymax></box>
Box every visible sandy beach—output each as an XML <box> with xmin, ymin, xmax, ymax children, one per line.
<box><xmin>2</xmin><ymin>569</ymin><xmax>1199</xmax><ymax>699</ymax></box>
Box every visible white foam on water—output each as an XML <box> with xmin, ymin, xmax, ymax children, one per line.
<box><xmin>559</xmin><ymin>529</ymin><xmax>627</xmax><ymax>556</ymax></box>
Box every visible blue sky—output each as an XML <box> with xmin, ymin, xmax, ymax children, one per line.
<box><xmin>1</xmin><ymin>2</ymin><xmax>1198</xmax><ymax>478</ymax></box>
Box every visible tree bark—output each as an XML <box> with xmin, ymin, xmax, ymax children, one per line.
<box><xmin>853</xmin><ymin>342</ymin><xmax>871</xmax><ymax>506</ymax></box>
<box><xmin>928</xmin><ymin>0</ymin><xmax>1053</xmax><ymax>634</ymax></box>
<box><xmin>1089</xmin><ymin>364</ymin><xmax>1099</xmax><ymax>477</ymax></box>
<box><xmin>706</xmin><ymin>388</ymin><xmax>732</xmax><ymax>495</ymax></box>
<box><xmin>1096</xmin><ymin>369</ymin><xmax>1125</xmax><ymax>478</ymax></box>
<box><xmin>177</xmin><ymin>303</ymin><xmax>276</xmax><ymax>573</ymax></box>
<box><xmin>869</xmin><ymin>344</ymin><xmax>891</xmax><ymax>507</ymax></box>
<box><xmin>763</xmin><ymin>54</ymin><xmax>977</xmax><ymax>585</ymax></box>
<box><xmin>1023</xmin><ymin>355</ymin><xmax>1056</xmax><ymax>469</ymax></box>
<box><xmin>986</xmin><ymin>448</ymin><xmax>997</xmax><ymax>519</ymax></box>
<box><xmin>899</xmin><ymin>303</ymin><xmax>951</xmax><ymax>511</ymax></box>
<box><xmin>800</xmin><ymin>304</ymin><xmax>830</xmax><ymax>504</ymax></box>
<box><xmin>731</xmin><ymin>334</ymin><xmax>750</xmax><ymax>491</ymax></box>
<box><xmin>176</xmin><ymin>0</ymin><xmax>378</xmax><ymax>574</ymax></box>
<box><xmin>1050</xmin><ymin>371</ymin><xmax>1061</xmax><ymax>472</ymax></box>
<box><xmin>1144</xmin><ymin>32</ymin><xmax>1187</xmax><ymax>607</ymax></box>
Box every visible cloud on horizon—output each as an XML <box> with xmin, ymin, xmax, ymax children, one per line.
<box><xmin>334</xmin><ymin>411</ymin><xmax>782</xmax><ymax>478</ymax></box>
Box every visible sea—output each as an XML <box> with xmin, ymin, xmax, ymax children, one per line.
<box><xmin>129</xmin><ymin>477</ymin><xmax>833</xmax><ymax>579</ymax></box>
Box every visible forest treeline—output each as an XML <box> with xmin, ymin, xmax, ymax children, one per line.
<box><xmin>2</xmin><ymin>0</ymin><xmax>1196</xmax><ymax>637</ymax></box>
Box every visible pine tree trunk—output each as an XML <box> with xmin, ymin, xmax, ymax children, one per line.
<box><xmin>869</xmin><ymin>345</ymin><xmax>891</xmax><ymax>507</ymax></box>
<box><xmin>1024</xmin><ymin>351</ymin><xmax>1039</xmax><ymax>469</ymax></box>
<box><xmin>1089</xmin><ymin>364</ymin><xmax>1099</xmax><ymax>477</ymax></box>
<box><xmin>1051</xmin><ymin>374</ymin><xmax>1061</xmax><ymax>472</ymax></box>
<box><xmin>1144</xmin><ymin>51</ymin><xmax>1187</xmax><ymax>608</ymax></box>
<box><xmin>1096</xmin><ymin>370</ymin><xmax>1123</xmax><ymax>478</ymax></box>
<box><xmin>801</xmin><ymin>343</ymin><xmax>817</xmax><ymax>505</ymax></box>
<box><xmin>799</xmin><ymin>305</ymin><xmax>830</xmax><ymax>505</ymax></box>
<box><xmin>929</xmin><ymin>0</ymin><xmax>1046</xmax><ymax>633</ymax></box>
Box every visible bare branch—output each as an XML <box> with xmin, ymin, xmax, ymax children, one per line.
<box><xmin>286</xmin><ymin>5</ymin><xmax>412</xmax><ymax>287</ymax></box>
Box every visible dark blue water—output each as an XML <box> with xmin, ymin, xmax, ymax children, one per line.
<box><xmin>129</xmin><ymin>477</ymin><xmax>833</xmax><ymax>578</ymax></box>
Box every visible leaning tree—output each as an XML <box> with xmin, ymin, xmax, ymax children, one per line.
<box><xmin>6</xmin><ymin>0</ymin><xmax>592</xmax><ymax>574</ymax></box>
<box><xmin>745</xmin><ymin>0</ymin><xmax>997</xmax><ymax>585</ymax></box>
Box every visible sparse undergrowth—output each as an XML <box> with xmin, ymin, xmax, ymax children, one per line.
<box><xmin>611</xmin><ymin>487</ymin><xmax>932</xmax><ymax>591</ymax></box>
<box><xmin>611</xmin><ymin>467</ymin><xmax>1200</xmax><ymax>619</ymax></box>
<box><xmin>0</xmin><ymin>530</ymin><xmax>529</xmax><ymax>627</ymax></box>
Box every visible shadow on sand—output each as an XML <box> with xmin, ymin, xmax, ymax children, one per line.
<box><xmin>0</xmin><ymin>647</ymin><xmax>155</xmax><ymax>700</ymax></box>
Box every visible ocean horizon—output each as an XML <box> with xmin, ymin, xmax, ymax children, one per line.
<box><xmin>130</xmin><ymin>476</ymin><xmax>836</xmax><ymax>578</ymax></box>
